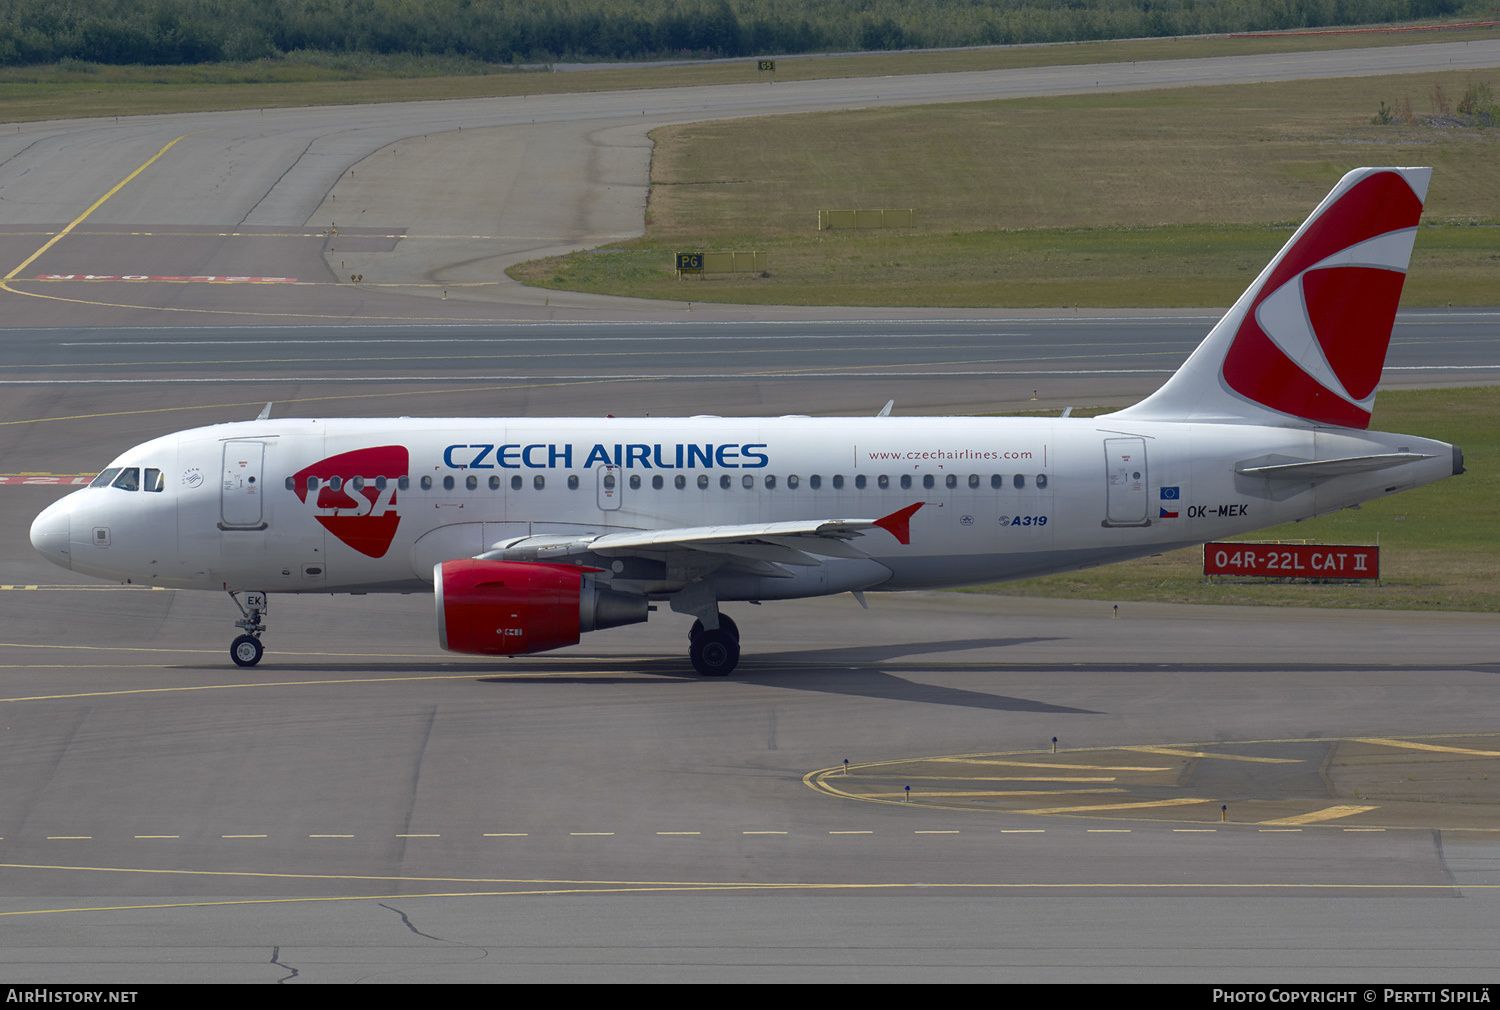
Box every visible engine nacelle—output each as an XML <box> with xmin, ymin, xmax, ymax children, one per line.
<box><xmin>434</xmin><ymin>559</ymin><xmax>648</xmax><ymax>656</ymax></box>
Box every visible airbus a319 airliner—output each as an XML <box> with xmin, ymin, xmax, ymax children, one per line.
<box><xmin>30</xmin><ymin>168</ymin><xmax>1463</xmax><ymax>674</ymax></box>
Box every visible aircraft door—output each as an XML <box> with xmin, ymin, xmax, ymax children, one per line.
<box><xmin>220</xmin><ymin>440</ymin><xmax>268</xmax><ymax>529</ymax></box>
<box><xmin>597</xmin><ymin>464</ymin><xmax>621</xmax><ymax>510</ymax></box>
<box><xmin>1103</xmin><ymin>437</ymin><xmax>1149</xmax><ymax>526</ymax></box>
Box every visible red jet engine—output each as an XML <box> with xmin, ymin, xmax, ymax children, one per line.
<box><xmin>435</xmin><ymin>559</ymin><xmax>648</xmax><ymax>656</ymax></box>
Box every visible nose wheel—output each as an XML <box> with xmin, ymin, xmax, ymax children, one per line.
<box><xmin>228</xmin><ymin>590</ymin><xmax>267</xmax><ymax>667</ymax></box>
<box><xmin>231</xmin><ymin>634</ymin><xmax>264</xmax><ymax>667</ymax></box>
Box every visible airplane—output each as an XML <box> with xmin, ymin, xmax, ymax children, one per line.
<box><xmin>29</xmin><ymin>167</ymin><xmax>1464</xmax><ymax>675</ymax></box>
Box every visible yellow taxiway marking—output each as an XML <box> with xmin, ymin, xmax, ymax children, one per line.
<box><xmin>930</xmin><ymin>757</ymin><xmax>1171</xmax><ymax>772</ymax></box>
<box><xmin>45</xmin><ymin>837</ymin><xmax>91</xmax><ymax>840</ymax></box>
<box><xmin>657</xmin><ymin>832</ymin><xmax>700</xmax><ymax>836</ymax></box>
<box><xmin>914</xmin><ymin>830</ymin><xmax>959</xmax><ymax>834</ymax></box>
<box><xmin>309</xmin><ymin>835</ymin><xmax>353</xmax><ymax>839</ymax></box>
<box><xmin>1019</xmin><ymin>797</ymin><xmax>1215</xmax><ymax>816</ymax></box>
<box><xmin>3</xmin><ymin>135</ymin><xmax>188</xmax><ymax>283</ymax></box>
<box><xmin>1353</xmin><ymin>737</ymin><xmax>1500</xmax><ymax>758</ymax></box>
<box><xmin>396</xmin><ymin>834</ymin><xmax>439</xmax><ymax>838</ymax></box>
<box><xmin>867</xmin><ymin>789</ymin><xmax>1125</xmax><ymax>799</ymax></box>
<box><xmin>133</xmin><ymin>835</ymin><xmax>178</xmax><ymax>840</ymax></box>
<box><xmin>569</xmin><ymin>832</ymin><xmax>614</xmax><ymax>836</ymax></box>
<box><xmin>1120</xmin><ymin>746</ymin><xmax>1300</xmax><ymax>764</ymax></box>
<box><xmin>222</xmin><ymin>835</ymin><xmax>267</xmax><ymax>839</ymax></box>
<box><xmin>1258</xmin><ymin>805</ymin><xmax>1378</xmax><ymax>827</ymax></box>
<box><xmin>743</xmin><ymin>831</ymin><xmax>787</xmax><ymax>835</ymax></box>
<box><xmin>830</xmin><ymin>831</ymin><xmax>873</xmax><ymax>835</ymax></box>
<box><xmin>4</xmin><ymin>860</ymin><xmax>1498</xmax><ymax>919</ymax></box>
<box><xmin>484</xmin><ymin>833</ymin><xmax>528</xmax><ymax>837</ymax></box>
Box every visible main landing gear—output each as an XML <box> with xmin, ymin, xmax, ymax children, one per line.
<box><xmin>228</xmin><ymin>590</ymin><xmax>267</xmax><ymax>667</ymax></box>
<box><xmin>688</xmin><ymin>613</ymin><xmax>740</xmax><ymax>676</ymax></box>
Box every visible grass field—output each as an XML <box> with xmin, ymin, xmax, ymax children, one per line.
<box><xmin>959</xmin><ymin>387</ymin><xmax>1499</xmax><ymax>611</ymax></box>
<box><xmin>512</xmin><ymin>69</ymin><xmax>1500</xmax><ymax>307</ymax></box>
<box><xmin>0</xmin><ymin>24</ymin><xmax>1490</xmax><ymax>123</ymax></box>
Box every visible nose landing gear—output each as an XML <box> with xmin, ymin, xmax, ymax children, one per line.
<box><xmin>228</xmin><ymin>590</ymin><xmax>267</xmax><ymax>667</ymax></box>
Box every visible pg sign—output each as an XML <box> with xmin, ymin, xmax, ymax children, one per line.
<box><xmin>1204</xmin><ymin>543</ymin><xmax>1379</xmax><ymax>579</ymax></box>
<box><xmin>676</xmin><ymin>252</ymin><xmax>703</xmax><ymax>275</ymax></box>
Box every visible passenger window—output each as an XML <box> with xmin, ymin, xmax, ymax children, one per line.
<box><xmin>465</xmin><ymin>475</ymin><xmax>477</xmax><ymax>490</ymax></box>
<box><xmin>351</xmin><ymin>476</ymin><xmax>365</xmax><ymax>490</ymax></box>
<box><xmin>398</xmin><ymin>476</ymin><xmax>409</xmax><ymax>491</ymax></box>
<box><xmin>945</xmin><ymin>474</ymin><xmax>957</xmax><ymax>489</ymax></box>
<box><xmin>652</xmin><ymin>475</ymin><xmax>663</xmax><ymax>490</ymax></box>
<box><xmin>284</xmin><ymin>476</ymin><xmax>295</xmax><ymax>491</ymax></box>
<box><xmin>1013</xmin><ymin>474</ymin><xmax>1026</xmax><ymax>489</ymax></box>
<box><xmin>376</xmin><ymin>476</ymin><xmax>387</xmax><ymax>490</ymax></box>
<box><xmin>488</xmin><ymin>475</ymin><xmax>501</xmax><ymax>490</ymax></box>
<box><xmin>900</xmin><ymin>475</ymin><xmax>912</xmax><ymax>490</ymax></box>
<box><xmin>90</xmin><ymin>468</ymin><xmax>122</xmax><ymax>489</ymax></box>
<box><xmin>112</xmin><ymin>468</ymin><xmax>140</xmax><ymax>491</ymax></box>
<box><xmin>720</xmin><ymin>474</ymin><xmax>732</xmax><ymax>490</ymax></box>
<box><xmin>511</xmin><ymin>475</ymin><xmax>523</xmax><ymax>490</ymax></box>
<box><xmin>855</xmin><ymin>475</ymin><xmax>867</xmax><ymax>490</ymax></box>
<box><xmin>991</xmin><ymin>475</ymin><xmax>1003</xmax><ymax>489</ymax></box>
<box><xmin>1036</xmin><ymin>474</ymin><xmax>1048</xmax><ymax>489</ymax></box>
<box><xmin>569</xmin><ymin>475</ymin><xmax>581</xmax><ymax>490</ymax></box>
<box><xmin>675</xmin><ymin>475</ymin><xmax>686</xmax><ymax>490</ymax></box>
<box><xmin>810</xmin><ymin>475</ymin><xmax>821</xmax><ymax>490</ymax></box>
<box><xmin>534</xmin><ymin>475</ymin><xmax>545</xmax><ymax>490</ymax></box>
<box><xmin>330</xmin><ymin>476</ymin><xmax>342</xmax><ymax>491</ymax></box>
<box><xmin>697</xmin><ymin>475</ymin><xmax>709</xmax><ymax>489</ymax></box>
<box><xmin>833</xmin><ymin>475</ymin><xmax>845</xmax><ymax>490</ymax></box>
<box><xmin>764</xmin><ymin>475</ymin><xmax>776</xmax><ymax>489</ymax></box>
<box><xmin>629</xmin><ymin>475</ymin><xmax>641</xmax><ymax>490</ymax></box>
<box><xmin>877</xmin><ymin>475</ymin><xmax>889</xmax><ymax>490</ymax></box>
<box><xmin>969</xmin><ymin>474</ymin><xmax>980</xmax><ymax>489</ymax></box>
<box><xmin>442</xmin><ymin>476</ymin><xmax>454</xmax><ymax>491</ymax></box>
<box><xmin>787</xmin><ymin>475</ymin><xmax>800</xmax><ymax>489</ymax></box>
<box><xmin>420</xmin><ymin>476</ymin><xmax>432</xmax><ymax>490</ymax></box>
<box><xmin>922</xmin><ymin>475</ymin><xmax>934</xmax><ymax>490</ymax></box>
<box><xmin>742</xmin><ymin>475</ymin><xmax>754</xmax><ymax>489</ymax></box>
<box><xmin>308</xmin><ymin>476</ymin><xmax>320</xmax><ymax>491</ymax></box>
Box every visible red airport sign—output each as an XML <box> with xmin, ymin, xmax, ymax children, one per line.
<box><xmin>1203</xmin><ymin>543</ymin><xmax>1379</xmax><ymax>579</ymax></box>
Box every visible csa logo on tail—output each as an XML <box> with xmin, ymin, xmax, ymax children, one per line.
<box><xmin>290</xmin><ymin>446</ymin><xmax>408</xmax><ymax>558</ymax></box>
<box><xmin>1221</xmin><ymin>170</ymin><xmax>1425</xmax><ymax>428</ymax></box>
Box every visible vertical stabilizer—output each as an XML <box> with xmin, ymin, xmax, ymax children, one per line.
<box><xmin>1107</xmin><ymin>167</ymin><xmax>1429</xmax><ymax>429</ymax></box>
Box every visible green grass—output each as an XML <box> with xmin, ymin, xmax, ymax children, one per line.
<box><xmin>960</xmin><ymin>387</ymin><xmax>1499</xmax><ymax>611</ymax></box>
<box><xmin>510</xmin><ymin>70</ymin><xmax>1500</xmax><ymax>307</ymax></box>
<box><xmin>0</xmin><ymin>24</ymin><xmax>1490</xmax><ymax>123</ymax></box>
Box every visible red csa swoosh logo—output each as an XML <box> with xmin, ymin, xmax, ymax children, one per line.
<box><xmin>290</xmin><ymin>446</ymin><xmax>408</xmax><ymax>558</ymax></box>
<box><xmin>1220</xmin><ymin>171</ymin><xmax>1423</xmax><ymax>429</ymax></box>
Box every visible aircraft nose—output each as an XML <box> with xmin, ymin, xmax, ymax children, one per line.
<box><xmin>30</xmin><ymin>499</ymin><xmax>72</xmax><ymax>571</ymax></box>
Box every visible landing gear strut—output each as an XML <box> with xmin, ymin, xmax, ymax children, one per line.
<box><xmin>228</xmin><ymin>590</ymin><xmax>267</xmax><ymax>667</ymax></box>
<box><xmin>688</xmin><ymin>612</ymin><xmax>740</xmax><ymax>676</ymax></box>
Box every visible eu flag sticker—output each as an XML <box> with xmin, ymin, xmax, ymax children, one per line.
<box><xmin>1160</xmin><ymin>486</ymin><xmax>1180</xmax><ymax>499</ymax></box>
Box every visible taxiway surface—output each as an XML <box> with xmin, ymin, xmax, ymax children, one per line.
<box><xmin>0</xmin><ymin>41</ymin><xmax>1497</xmax><ymax>982</ymax></box>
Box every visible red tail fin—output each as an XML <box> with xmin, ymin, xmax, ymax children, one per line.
<box><xmin>1110</xmin><ymin>167</ymin><xmax>1429</xmax><ymax>429</ymax></box>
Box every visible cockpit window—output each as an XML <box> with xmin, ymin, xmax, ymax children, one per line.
<box><xmin>111</xmin><ymin>467</ymin><xmax>140</xmax><ymax>491</ymax></box>
<box><xmin>90</xmin><ymin>468</ymin><xmax>122</xmax><ymax>488</ymax></box>
<box><xmin>144</xmin><ymin>468</ymin><xmax>164</xmax><ymax>492</ymax></box>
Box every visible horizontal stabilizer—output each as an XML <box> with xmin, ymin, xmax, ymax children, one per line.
<box><xmin>1236</xmin><ymin>453</ymin><xmax>1434</xmax><ymax>480</ymax></box>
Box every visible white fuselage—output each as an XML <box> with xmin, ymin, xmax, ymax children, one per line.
<box><xmin>31</xmin><ymin>415</ymin><xmax>1458</xmax><ymax>601</ymax></box>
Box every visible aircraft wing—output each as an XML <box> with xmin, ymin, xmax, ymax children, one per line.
<box><xmin>479</xmin><ymin>503</ymin><xmax>923</xmax><ymax>573</ymax></box>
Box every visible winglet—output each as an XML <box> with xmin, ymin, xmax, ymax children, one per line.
<box><xmin>872</xmin><ymin>502</ymin><xmax>924</xmax><ymax>545</ymax></box>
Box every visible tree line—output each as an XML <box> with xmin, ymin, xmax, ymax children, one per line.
<box><xmin>0</xmin><ymin>0</ymin><xmax>1478</xmax><ymax>67</ymax></box>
